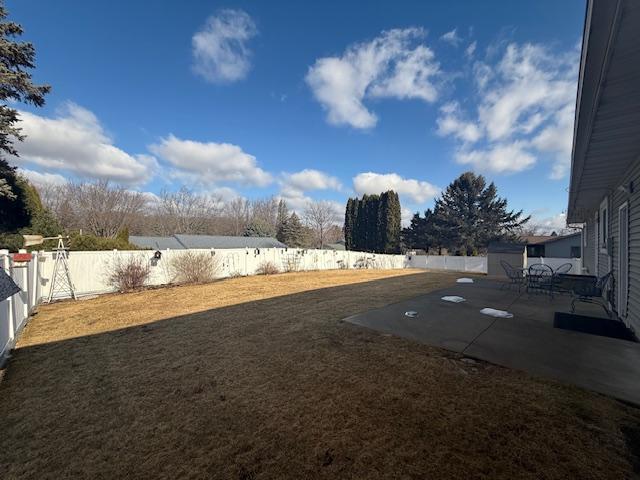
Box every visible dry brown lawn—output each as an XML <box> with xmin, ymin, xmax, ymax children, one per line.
<box><xmin>1</xmin><ymin>269</ymin><xmax>639</xmax><ymax>479</ymax></box>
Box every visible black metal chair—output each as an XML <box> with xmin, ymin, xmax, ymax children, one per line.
<box><xmin>527</xmin><ymin>263</ymin><xmax>554</xmax><ymax>296</ymax></box>
<box><xmin>554</xmin><ymin>263</ymin><xmax>573</xmax><ymax>275</ymax></box>
<box><xmin>570</xmin><ymin>272</ymin><xmax>612</xmax><ymax>317</ymax></box>
<box><xmin>550</xmin><ymin>263</ymin><xmax>573</xmax><ymax>294</ymax></box>
<box><xmin>500</xmin><ymin>260</ymin><xmax>525</xmax><ymax>291</ymax></box>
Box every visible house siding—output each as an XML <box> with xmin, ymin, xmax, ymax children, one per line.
<box><xmin>622</xmin><ymin>161</ymin><xmax>640</xmax><ymax>333</ymax></box>
<box><xmin>583</xmin><ymin>219</ymin><xmax>595</xmax><ymax>274</ymax></box>
<box><xmin>587</xmin><ymin>160</ymin><xmax>640</xmax><ymax>333</ymax></box>
<box><xmin>544</xmin><ymin>235</ymin><xmax>581</xmax><ymax>258</ymax></box>
<box><xmin>579</xmin><ymin>158</ymin><xmax>640</xmax><ymax>334</ymax></box>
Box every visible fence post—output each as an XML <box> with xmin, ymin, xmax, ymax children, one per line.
<box><xmin>18</xmin><ymin>250</ymin><xmax>29</xmax><ymax>320</ymax></box>
<box><xmin>31</xmin><ymin>252</ymin><xmax>39</xmax><ymax>309</ymax></box>
<box><xmin>1</xmin><ymin>251</ymin><xmax>15</xmax><ymax>344</ymax></box>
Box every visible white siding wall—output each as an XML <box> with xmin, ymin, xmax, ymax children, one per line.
<box><xmin>582</xmin><ymin>158</ymin><xmax>640</xmax><ymax>333</ymax></box>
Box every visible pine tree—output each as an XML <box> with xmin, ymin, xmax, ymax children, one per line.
<box><xmin>401</xmin><ymin>208</ymin><xmax>439</xmax><ymax>253</ymax></box>
<box><xmin>344</xmin><ymin>198</ymin><xmax>355</xmax><ymax>250</ymax></box>
<box><xmin>382</xmin><ymin>190</ymin><xmax>401</xmax><ymax>253</ymax></box>
<box><xmin>243</xmin><ymin>220</ymin><xmax>274</xmax><ymax>237</ymax></box>
<box><xmin>0</xmin><ymin>161</ymin><xmax>29</xmax><ymax>231</ymax></box>
<box><xmin>343</xmin><ymin>191</ymin><xmax>401</xmax><ymax>253</ymax></box>
<box><xmin>0</xmin><ymin>2</ymin><xmax>50</xmax><ymax>232</ymax></box>
<box><xmin>433</xmin><ymin>172</ymin><xmax>529</xmax><ymax>254</ymax></box>
<box><xmin>275</xmin><ymin>199</ymin><xmax>289</xmax><ymax>242</ymax></box>
<box><xmin>279</xmin><ymin>212</ymin><xmax>305</xmax><ymax>247</ymax></box>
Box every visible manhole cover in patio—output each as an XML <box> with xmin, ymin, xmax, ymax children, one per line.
<box><xmin>404</xmin><ymin>311</ymin><xmax>418</xmax><ymax>318</ymax></box>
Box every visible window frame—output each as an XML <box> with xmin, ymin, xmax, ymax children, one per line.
<box><xmin>599</xmin><ymin>197</ymin><xmax>609</xmax><ymax>254</ymax></box>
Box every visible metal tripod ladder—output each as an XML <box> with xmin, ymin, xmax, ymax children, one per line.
<box><xmin>47</xmin><ymin>237</ymin><xmax>76</xmax><ymax>302</ymax></box>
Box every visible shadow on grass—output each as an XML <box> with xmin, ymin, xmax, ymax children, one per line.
<box><xmin>0</xmin><ymin>272</ymin><xmax>639</xmax><ymax>480</ymax></box>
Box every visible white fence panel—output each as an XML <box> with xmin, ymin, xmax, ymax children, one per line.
<box><xmin>426</xmin><ymin>256</ymin><xmax>446</xmax><ymax>270</ymax></box>
<box><xmin>525</xmin><ymin>257</ymin><xmax>582</xmax><ymax>274</ymax></box>
<box><xmin>1</xmin><ymin>251</ymin><xmax>40</xmax><ymax>361</ymax></box>
<box><xmin>407</xmin><ymin>255</ymin><xmax>487</xmax><ymax>273</ymax></box>
<box><xmin>464</xmin><ymin>256</ymin><xmax>487</xmax><ymax>273</ymax></box>
<box><xmin>33</xmin><ymin>248</ymin><xmax>412</xmax><ymax>301</ymax></box>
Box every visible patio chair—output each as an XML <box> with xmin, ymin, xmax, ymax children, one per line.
<box><xmin>550</xmin><ymin>263</ymin><xmax>573</xmax><ymax>294</ymax></box>
<box><xmin>527</xmin><ymin>263</ymin><xmax>554</xmax><ymax>296</ymax></box>
<box><xmin>554</xmin><ymin>263</ymin><xmax>573</xmax><ymax>275</ymax></box>
<box><xmin>570</xmin><ymin>272</ymin><xmax>612</xmax><ymax>317</ymax></box>
<box><xmin>500</xmin><ymin>260</ymin><xmax>525</xmax><ymax>291</ymax></box>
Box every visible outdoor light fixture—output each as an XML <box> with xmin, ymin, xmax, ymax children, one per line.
<box><xmin>153</xmin><ymin>250</ymin><xmax>162</xmax><ymax>260</ymax></box>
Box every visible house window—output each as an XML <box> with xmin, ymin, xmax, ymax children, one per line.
<box><xmin>599</xmin><ymin>198</ymin><xmax>608</xmax><ymax>252</ymax></box>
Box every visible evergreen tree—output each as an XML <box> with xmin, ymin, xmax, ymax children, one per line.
<box><xmin>401</xmin><ymin>208</ymin><xmax>439</xmax><ymax>253</ymax></box>
<box><xmin>243</xmin><ymin>220</ymin><xmax>274</xmax><ymax>237</ymax></box>
<box><xmin>0</xmin><ymin>160</ymin><xmax>29</xmax><ymax>231</ymax></box>
<box><xmin>0</xmin><ymin>175</ymin><xmax>62</xmax><ymax>250</ymax></box>
<box><xmin>275</xmin><ymin>199</ymin><xmax>289</xmax><ymax>241</ymax></box>
<box><xmin>0</xmin><ymin>2</ymin><xmax>50</xmax><ymax>232</ymax></box>
<box><xmin>380</xmin><ymin>190</ymin><xmax>401</xmax><ymax>253</ymax></box>
<box><xmin>433</xmin><ymin>172</ymin><xmax>529</xmax><ymax>254</ymax></box>
<box><xmin>343</xmin><ymin>190</ymin><xmax>401</xmax><ymax>253</ymax></box>
<box><xmin>279</xmin><ymin>212</ymin><xmax>305</xmax><ymax>247</ymax></box>
<box><xmin>344</xmin><ymin>198</ymin><xmax>355</xmax><ymax>250</ymax></box>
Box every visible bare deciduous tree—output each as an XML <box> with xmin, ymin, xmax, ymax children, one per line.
<box><xmin>249</xmin><ymin>196</ymin><xmax>279</xmax><ymax>235</ymax></box>
<box><xmin>62</xmin><ymin>181</ymin><xmax>146</xmax><ymax>237</ymax></box>
<box><xmin>223</xmin><ymin>197</ymin><xmax>251</xmax><ymax>236</ymax></box>
<box><xmin>154</xmin><ymin>187</ymin><xmax>221</xmax><ymax>235</ymax></box>
<box><xmin>303</xmin><ymin>200</ymin><xmax>340</xmax><ymax>249</ymax></box>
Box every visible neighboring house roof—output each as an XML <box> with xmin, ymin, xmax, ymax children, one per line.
<box><xmin>129</xmin><ymin>234</ymin><xmax>287</xmax><ymax>250</ymax></box>
<box><xmin>519</xmin><ymin>233</ymin><xmax>581</xmax><ymax>245</ymax></box>
<box><xmin>568</xmin><ymin>0</ymin><xmax>640</xmax><ymax>222</ymax></box>
<box><xmin>520</xmin><ymin>236</ymin><xmax>553</xmax><ymax>245</ymax></box>
<box><xmin>129</xmin><ymin>235</ymin><xmax>184</xmax><ymax>250</ymax></box>
<box><xmin>542</xmin><ymin>232</ymin><xmax>581</xmax><ymax>244</ymax></box>
<box><xmin>325</xmin><ymin>243</ymin><xmax>346</xmax><ymax>251</ymax></box>
<box><xmin>173</xmin><ymin>234</ymin><xmax>286</xmax><ymax>249</ymax></box>
<box><xmin>488</xmin><ymin>242</ymin><xmax>526</xmax><ymax>254</ymax></box>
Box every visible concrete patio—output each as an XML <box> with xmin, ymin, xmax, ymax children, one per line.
<box><xmin>344</xmin><ymin>277</ymin><xmax>640</xmax><ymax>405</ymax></box>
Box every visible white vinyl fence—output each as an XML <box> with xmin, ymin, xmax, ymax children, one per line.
<box><xmin>0</xmin><ymin>250</ymin><xmax>42</xmax><ymax>362</ymax></box>
<box><xmin>525</xmin><ymin>257</ymin><xmax>582</xmax><ymax>274</ymax></box>
<box><xmin>406</xmin><ymin>255</ymin><xmax>488</xmax><ymax>273</ymax></box>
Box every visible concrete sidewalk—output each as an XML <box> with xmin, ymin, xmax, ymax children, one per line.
<box><xmin>343</xmin><ymin>278</ymin><xmax>640</xmax><ymax>405</ymax></box>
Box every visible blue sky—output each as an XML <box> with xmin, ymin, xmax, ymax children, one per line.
<box><xmin>8</xmin><ymin>0</ymin><xmax>586</xmax><ymax>230</ymax></box>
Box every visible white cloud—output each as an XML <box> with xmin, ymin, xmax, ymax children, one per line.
<box><xmin>465</xmin><ymin>41</ymin><xmax>477</xmax><ymax>58</ymax></box>
<box><xmin>437</xmin><ymin>42</ymin><xmax>578</xmax><ymax>178</ymax></box>
<box><xmin>281</xmin><ymin>169</ymin><xmax>341</xmax><ymax>192</ymax></box>
<box><xmin>278</xmin><ymin>189</ymin><xmax>310</xmax><ymax>212</ymax></box>
<box><xmin>191</xmin><ymin>9</ymin><xmax>257</xmax><ymax>83</ymax></box>
<box><xmin>440</xmin><ymin>28</ymin><xmax>462</xmax><ymax>46</ymax></box>
<box><xmin>12</xmin><ymin>102</ymin><xmax>156</xmax><ymax>185</ymax></box>
<box><xmin>401</xmin><ymin>206</ymin><xmax>414</xmax><ymax>227</ymax></box>
<box><xmin>530</xmin><ymin>103</ymin><xmax>574</xmax><ymax>179</ymax></box>
<box><xmin>210</xmin><ymin>186</ymin><xmax>240</xmax><ymax>202</ymax></box>
<box><xmin>353</xmin><ymin>172</ymin><xmax>439</xmax><ymax>204</ymax></box>
<box><xmin>436</xmin><ymin>102</ymin><xmax>482</xmax><ymax>143</ymax></box>
<box><xmin>527</xmin><ymin>212</ymin><xmax>570</xmax><ymax>234</ymax></box>
<box><xmin>306</xmin><ymin>28</ymin><xmax>441</xmax><ymax>129</ymax></box>
<box><xmin>477</xmin><ymin>44</ymin><xmax>576</xmax><ymax>142</ymax></box>
<box><xmin>149</xmin><ymin>134</ymin><xmax>272</xmax><ymax>187</ymax></box>
<box><xmin>455</xmin><ymin>142</ymin><xmax>536</xmax><ymax>174</ymax></box>
<box><xmin>18</xmin><ymin>168</ymin><xmax>68</xmax><ymax>187</ymax></box>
